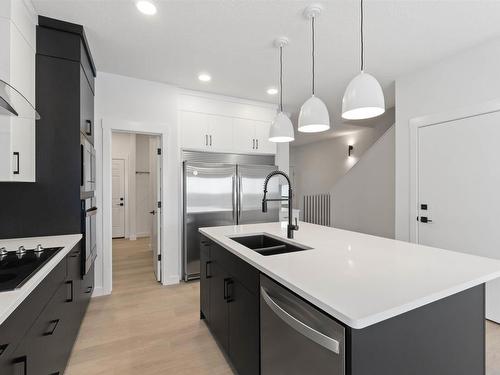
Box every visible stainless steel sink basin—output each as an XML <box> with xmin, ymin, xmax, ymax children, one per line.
<box><xmin>229</xmin><ymin>234</ymin><xmax>312</xmax><ymax>256</ymax></box>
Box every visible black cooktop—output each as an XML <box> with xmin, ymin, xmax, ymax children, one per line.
<box><xmin>0</xmin><ymin>247</ymin><xmax>63</xmax><ymax>292</ymax></box>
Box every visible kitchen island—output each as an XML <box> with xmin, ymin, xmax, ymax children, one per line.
<box><xmin>199</xmin><ymin>222</ymin><xmax>500</xmax><ymax>375</ymax></box>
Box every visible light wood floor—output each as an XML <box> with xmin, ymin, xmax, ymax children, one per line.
<box><xmin>65</xmin><ymin>237</ymin><xmax>233</xmax><ymax>375</ymax></box>
<box><xmin>65</xmin><ymin>238</ymin><xmax>500</xmax><ymax>374</ymax></box>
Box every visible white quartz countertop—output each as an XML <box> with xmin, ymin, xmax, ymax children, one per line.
<box><xmin>200</xmin><ymin>222</ymin><xmax>500</xmax><ymax>329</ymax></box>
<box><xmin>0</xmin><ymin>234</ymin><xmax>82</xmax><ymax>325</ymax></box>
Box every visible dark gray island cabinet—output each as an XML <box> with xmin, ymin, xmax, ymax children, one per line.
<box><xmin>0</xmin><ymin>241</ymin><xmax>93</xmax><ymax>375</ymax></box>
<box><xmin>200</xmin><ymin>234</ymin><xmax>485</xmax><ymax>375</ymax></box>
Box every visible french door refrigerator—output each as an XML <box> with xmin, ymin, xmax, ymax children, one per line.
<box><xmin>183</xmin><ymin>162</ymin><xmax>280</xmax><ymax>280</ymax></box>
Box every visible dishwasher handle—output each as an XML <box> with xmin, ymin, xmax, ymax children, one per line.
<box><xmin>261</xmin><ymin>286</ymin><xmax>340</xmax><ymax>354</ymax></box>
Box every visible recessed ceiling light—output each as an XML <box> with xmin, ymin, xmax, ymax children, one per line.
<box><xmin>198</xmin><ymin>73</ymin><xmax>211</xmax><ymax>82</ymax></box>
<box><xmin>267</xmin><ymin>88</ymin><xmax>278</xmax><ymax>95</ymax></box>
<box><xmin>136</xmin><ymin>1</ymin><xmax>157</xmax><ymax>15</ymax></box>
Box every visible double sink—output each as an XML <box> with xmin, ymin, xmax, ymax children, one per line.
<box><xmin>229</xmin><ymin>234</ymin><xmax>312</xmax><ymax>256</ymax></box>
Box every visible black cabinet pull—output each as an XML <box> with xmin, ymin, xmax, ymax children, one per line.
<box><xmin>44</xmin><ymin>319</ymin><xmax>60</xmax><ymax>336</ymax></box>
<box><xmin>85</xmin><ymin>120</ymin><xmax>92</xmax><ymax>136</ymax></box>
<box><xmin>224</xmin><ymin>278</ymin><xmax>233</xmax><ymax>302</ymax></box>
<box><xmin>66</xmin><ymin>280</ymin><xmax>74</xmax><ymax>302</ymax></box>
<box><xmin>206</xmin><ymin>261</ymin><xmax>212</xmax><ymax>279</ymax></box>
<box><xmin>256</xmin><ymin>139</ymin><xmax>259</xmax><ymax>149</ymax></box>
<box><xmin>226</xmin><ymin>279</ymin><xmax>234</xmax><ymax>303</ymax></box>
<box><xmin>13</xmin><ymin>356</ymin><xmax>27</xmax><ymax>375</ymax></box>
<box><xmin>85</xmin><ymin>286</ymin><xmax>93</xmax><ymax>294</ymax></box>
<box><xmin>0</xmin><ymin>343</ymin><xmax>8</xmax><ymax>357</ymax></box>
<box><xmin>13</xmin><ymin>152</ymin><xmax>19</xmax><ymax>175</ymax></box>
<box><xmin>209</xmin><ymin>134</ymin><xmax>212</xmax><ymax>146</ymax></box>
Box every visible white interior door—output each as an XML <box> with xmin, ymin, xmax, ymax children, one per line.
<box><xmin>149</xmin><ymin>136</ymin><xmax>161</xmax><ymax>281</ymax></box>
<box><xmin>112</xmin><ymin>159</ymin><xmax>126</xmax><ymax>238</ymax></box>
<box><xmin>416</xmin><ymin>110</ymin><xmax>500</xmax><ymax>323</ymax></box>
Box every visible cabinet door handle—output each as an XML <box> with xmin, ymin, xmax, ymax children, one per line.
<box><xmin>209</xmin><ymin>134</ymin><xmax>212</xmax><ymax>146</ymax></box>
<box><xmin>256</xmin><ymin>139</ymin><xmax>259</xmax><ymax>149</ymax></box>
<box><xmin>252</xmin><ymin>139</ymin><xmax>255</xmax><ymax>149</ymax></box>
<box><xmin>85</xmin><ymin>120</ymin><xmax>92</xmax><ymax>136</ymax></box>
<box><xmin>13</xmin><ymin>356</ymin><xmax>27</xmax><ymax>375</ymax></box>
<box><xmin>13</xmin><ymin>152</ymin><xmax>19</xmax><ymax>175</ymax></box>
<box><xmin>224</xmin><ymin>278</ymin><xmax>233</xmax><ymax>303</ymax></box>
<box><xmin>206</xmin><ymin>261</ymin><xmax>212</xmax><ymax>279</ymax></box>
<box><xmin>205</xmin><ymin>134</ymin><xmax>208</xmax><ymax>146</ymax></box>
<box><xmin>66</xmin><ymin>280</ymin><xmax>74</xmax><ymax>302</ymax></box>
<box><xmin>44</xmin><ymin>319</ymin><xmax>60</xmax><ymax>336</ymax></box>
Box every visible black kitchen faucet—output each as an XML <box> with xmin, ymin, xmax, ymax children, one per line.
<box><xmin>262</xmin><ymin>170</ymin><xmax>299</xmax><ymax>239</ymax></box>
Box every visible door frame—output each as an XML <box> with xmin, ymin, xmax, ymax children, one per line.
<box><xmin>409</xmin><ymin>98</ymin><xmax>500</xmax><ymax>243</ymax></box>
<box><xmin>111</xmin><ymin>157</ymin><xmax>128</xmax><ymax>238</ymax></box>
<box><xmin>100</xmin><ymin>117</ymin><xmax>178</xmax><ymax>295</ymax></box>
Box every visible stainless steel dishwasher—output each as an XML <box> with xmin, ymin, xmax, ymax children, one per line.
<box><xmin>260</xmin><ymin>274</ymin><xmax>345</xmax><ymax>375</ymax></box>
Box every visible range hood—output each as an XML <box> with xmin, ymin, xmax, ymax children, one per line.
<box><xmin>0</xmin><ymin>79</ymin><xmax>40</xmax><ymax>120</ymax></box>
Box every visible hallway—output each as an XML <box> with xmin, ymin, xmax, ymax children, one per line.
<box><xmin>65</xmin><ymin>238</ymin><xmax>233</xmax><ymax>375</ymax></box>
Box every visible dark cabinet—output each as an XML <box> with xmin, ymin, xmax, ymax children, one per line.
<box><xmin>200</xmin><ymin>235</ymin><xmax>260</xmax><ymax>375</ymax></box>
<box><xmin>200</xmin><ymin>240</ymin><xmax>211</xmax><ymax>321</ymax></box>
<box><xmin>80</xmin><ymin>66</ymin><xmax>94</xmax><ymax>144</ymax></box>
<box><xmin>229</xmin><ymin>280</ymin><xmax>260</xmax><ymax>375</ymax></box>
<box><xmin>209</xmin><ymin>261</ymin><xmax>230</xmax><ymax>353</ymax></box>
<box><xmin>0</xmin><ymin>242</ymin><xmax>89</xmax><ymax>375</ymax></box>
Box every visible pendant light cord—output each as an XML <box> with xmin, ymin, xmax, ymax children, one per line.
<box><xmin>279</xmin><ymin>45</ymin><xmax>283</xmax><ymax>112</ymax></box>
<box><xmin>311</xmin><ymin>16</ymin><xmax>315</xmax><ymax>95</ymax></box>
<box><xmin>360</xmin><ymin>0</ymin><xmax>364</xmax><ymax>72</ymax></box>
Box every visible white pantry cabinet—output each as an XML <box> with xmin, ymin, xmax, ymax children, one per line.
<box><xmin>0</xmin><ymin>0</ymin><xmax>36</xmax><ymax>182</ymax></box>
<box><xmin>180</xmin><ymin>111</ymin><xmax>276</xmax><ymax>155</ymax></box>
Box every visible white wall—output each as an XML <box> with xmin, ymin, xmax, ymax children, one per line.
<box><xmin>395</xmin><ymin>37</ymin><xmax>500</xmax><ymax>241</ymax></box>
<box><xmin>290</xmin><ymin>108</ymin><xmax>394</xmax><ymax>211</ymax></box>
<box><xmin>332</xmin><ymin>126</ymin><xmax>395</xmax><ymax>238</ymax></box>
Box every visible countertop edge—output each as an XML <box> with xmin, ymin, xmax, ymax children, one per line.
<box><xmin>199</xmin><ymin>227</ymin><xmax>500</xmax><ymax>329</ymax></box>
<box><xmin>0</xmin><ymin>234</ymin><xmax>83</xmax><ymax>326</ymax></box>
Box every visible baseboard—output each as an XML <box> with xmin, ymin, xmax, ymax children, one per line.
<box><xmin>91</xmin><ymin>286</ymin><xmax>109</xmax><ymax>297</ymax></box>
<box><xmin>135</xmin><ymin>232</ymin><xmax>150</xmax><ymax>238</ymax></box>
<box><xmin>162</xmin><ymin>275</ymin><xmax>180</xmax><ymax>286</ymax></box>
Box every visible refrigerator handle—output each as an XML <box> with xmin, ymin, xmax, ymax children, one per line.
<box><xmin>232</xmin><ymin>175</ymin><xmax>236</xmax><ymax>222</ymax></box>
<box><xmin>238</xmin><ymin>175</ymin><xmax>242</xmax><ymax>223</ymax></box>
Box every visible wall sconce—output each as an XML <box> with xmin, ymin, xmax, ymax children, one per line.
<box><xmin>348</xmin><ymin>145</ymin><xmax>354</xmax><ymax>157</ymax></box>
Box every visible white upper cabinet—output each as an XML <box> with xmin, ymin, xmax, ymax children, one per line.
<box><xmin>180</xmin><ymin>113</ymin><xmax>276</xmax><ymax>155</ymax></box>
<box><xmin>179</xmin><ymin>92</ymin><xmax>278</xmax><ymax>155</ymax></box>
<box><xmin>0</xmin><ymin>0</ymin><xmax>36</xmax><ymax>182</ymax></box>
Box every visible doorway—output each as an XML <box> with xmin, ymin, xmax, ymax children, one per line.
<box><xmin>111</xmin><ymin>131</ymin><xmax>162</xmax><ymax>283</ymax></box>
<box><xmin>410</xmin><ymin>103</ymin><xmax>500</xmax><ymax>324</ymax></box>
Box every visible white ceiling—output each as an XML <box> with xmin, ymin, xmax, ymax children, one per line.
<box><xmin>32</xmin><ymin>0</ymin><xmax>500</xmax><ymax>145</ymax></box>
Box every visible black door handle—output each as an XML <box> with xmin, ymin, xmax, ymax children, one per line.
<box><xmin>119</xmin><ymin>203</ymin><xmax>124</xmax><ymax>206</ymax></box>
<box><xmin>13</xmin><ymin>152</ymin><xmax>19</xmax><ymax>175</ymax></box>
<box><xmin>419</xmin><ymin>216</ymin><xmax>433</xmax><ymax>223</ymax></box>
<box><xmin>149</xmin><ymin>210</ymin><xmax>156</xmax><ymax>215</ymax></box>
<box><xmin>44</xmin><ymin>319</ymin><xmax>60</xmax><ymax>336</ymax></box>
<box><xmin>85</xmin><ymin>120</ymin><xmax>92</xmax><ymax>136</ymax></box>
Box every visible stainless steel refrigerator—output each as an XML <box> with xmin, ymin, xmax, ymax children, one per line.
<box><xmin>183</xmin><ymin>162</ymin><xmax>280</xmax><ymax>280</ymax></box>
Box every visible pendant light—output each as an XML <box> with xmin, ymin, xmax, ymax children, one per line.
<box><xmin>298</xmin><ymin>5</ymin><xmax>330</xmax><ymax>133</ymax></box>
<box><xmin>269</xmin><ymin>37</ymin><xmax>294</xmax><ymax>143</ymax></box>
<box><xmin>342</xmin><ymin>0</ymin><xmax>385</xmax><ymax>120</ymax></box>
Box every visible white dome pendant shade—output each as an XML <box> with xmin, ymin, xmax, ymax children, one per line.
<box><xmin>298</xmin><ymin>5</ymin><xmax>330</xmax><ymax>134</ymax></box>
<box><xmin>269</xmin><ymin>112</ymin><xmax>294</xmax><ymax>142</ymax></box>
<box><xmin>298</xmin><ymin>96</ymin><xmax>330</xmax><ymax>133</ymax></box>
<box><xmin>269</xmin><ymin>37</ymin><xmax>294</xmax><ymax>143</ymax></box>
<box><xmin>342</xmin><ymin>0</ymin><xmax>385</xmax><ymax>120</ymax></box>
<box><xmin>342</xmin><ymin>72</ymin><xmax>385</xmax><ymax>120</ymax></box>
